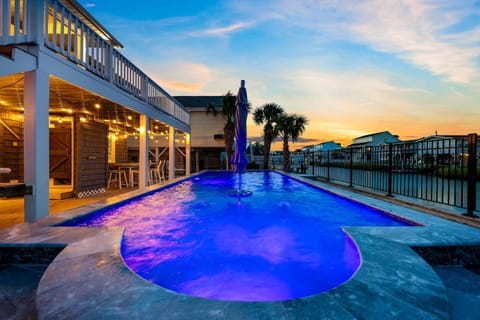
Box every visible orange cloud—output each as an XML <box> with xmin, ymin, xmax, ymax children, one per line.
<box><xmin>163</xmin><ymin>81</ymin><xmax>203</xmax><ymax>92</ymax></box>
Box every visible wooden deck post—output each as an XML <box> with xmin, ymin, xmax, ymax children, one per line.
<box><xmin>24</xmin><ymin>69</ymin><xmax>50</xmax><ymax>222</ymax></box>
<box><xmin>138</xmin><ymin>115</ymin><xmax>149</xmax><ymax>189</ymax></box>
<box><xmin>185</xmin><ymin>133</ymin><xmax>191</xmax><ymax>176</ymax></box>
<box><xmin>168</xmin><ymin>127</ymin><xmax>176</xmax><ymax>180</ymax></box>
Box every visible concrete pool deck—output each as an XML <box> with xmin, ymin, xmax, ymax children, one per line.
<box><xmin>1</xmin><ymin>172</ymin><xmax>480</xmax><ymax>319</ymax></box>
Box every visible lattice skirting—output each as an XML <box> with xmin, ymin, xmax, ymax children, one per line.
<box><xmin>77</xmin><ymin>187</ymin><xmax>106</xmax><ymax>198</ymax></box>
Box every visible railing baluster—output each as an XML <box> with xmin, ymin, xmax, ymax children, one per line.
<box><xmin>59</xmin><ymin>5</ymin><xmax>65</xmax><ymax>54</ymax></box>
<box><xmin>14</xmin><ymin>0</ymin><xmax>20</xmax><ymax>36</ymax></box>
<box><xmin>52</xmin><ymin>1</ymin><xmax>57</xmax><ymax>48</ymax></box>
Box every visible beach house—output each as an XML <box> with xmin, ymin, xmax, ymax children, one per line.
<box><xmin>0</xmin><ymin>0</ymin><xmax>191</xmax><ymax>222</ymax></box>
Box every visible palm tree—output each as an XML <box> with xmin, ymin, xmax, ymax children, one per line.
<box><xmin>275</xmin><ymin>113</ymin><xmax>308</xmax><ymax>172</ymax></box>
<box><xmin>222</xmin><ymin>91</ymin><xmax>237</xmax><ymax>170</ymax></box>
<box><xmin>253</xmin><ymin>103</ymin><xmax>284</xmax><ymax>169</ymax></box>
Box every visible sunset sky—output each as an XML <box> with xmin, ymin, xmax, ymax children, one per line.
<box><xmin>85</xmin><ymin>0</ymin><xmax>480</xmax><ymax>149</ymax></box>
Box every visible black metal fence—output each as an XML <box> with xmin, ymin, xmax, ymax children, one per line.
<box><xmin>290</xmin><ymin>134</ymin><xmax>479</xmax><ymax>216</ymax></box>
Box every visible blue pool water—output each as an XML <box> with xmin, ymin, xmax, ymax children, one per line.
<box><xmin>60</xmin><ymin>171</ymin><xmax>414</xmax><ymax>301</ymax></box>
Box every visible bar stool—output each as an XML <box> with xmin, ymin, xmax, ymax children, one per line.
<box><xmin>108</xmin><ymin>165</ymin><xmax>129</xmax><ymax>189</ymax></box>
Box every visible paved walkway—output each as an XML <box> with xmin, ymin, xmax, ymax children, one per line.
<box><xmin>434</xmin><ymin>266</ymin><xmax>480</xmax><ymax>320</ymax></box>
<box><xmin>0</xmin><ymin>187</ymin><xmax>138</xmax><ymax>230</ymax></box>
<box><xmin>1</xmin><ymin>174</ymin><xmax>480</xmax><ymax>319</ymax></box>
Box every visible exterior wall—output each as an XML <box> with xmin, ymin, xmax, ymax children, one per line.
<box><xmin>352</xmin><ymin>135</ymin><xmax>373</xmax><ymax>144</ymax></box>
<box><xmin>188</xmin><ymin>110</ymin><xmax>225</xmax><ymax>170</ymax></box>
<box><xmin>0</xmin><ymin>118</ymin><xmax>24</xmax><ymax>183</ymax></box>
<box><xmin>115</xmin><ymin>137</ymin><xmax>128</xmax><ymax>163</ymax></box>
<box><xmin>74</xmin><ymin>119</ymin><xmax>108</xmax><ymax>196</ymax></box>
<box><xmin>190</xmin><ymin>111</ymin><xmax>224</xmax><ymax>148</ymax></box>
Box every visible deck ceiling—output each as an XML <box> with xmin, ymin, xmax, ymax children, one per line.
<box><xmin>0</xmin><ymin>74</ymin><xmax>178</xmax><ymax>135</ymax></box>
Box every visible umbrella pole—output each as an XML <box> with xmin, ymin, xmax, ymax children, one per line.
<box><xmin>237</xmin><ymin>172</ymin><xmax>241</xmax><ymax>194</ymax></box>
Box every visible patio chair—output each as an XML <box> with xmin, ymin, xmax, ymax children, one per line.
<box><xmin>107</xmin><ymin>165</ymin><xmax>129</xmax><ymax>189</ymax></box>
<box><xmin>150</xmin><ymin>160</ymin><xmax>166</xmax><ymax>184</ymax></box>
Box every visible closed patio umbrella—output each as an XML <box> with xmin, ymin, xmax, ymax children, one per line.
<box><xmin>230</xmin><ymin>80</ymin><xmax>251</xmax><ymax>197</ymax></box>
<box><xmin>231</xmin><ymin>80</ymin><xmax>249</xmax><ymax>174</ymax></box>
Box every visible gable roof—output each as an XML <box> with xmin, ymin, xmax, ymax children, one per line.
<box><xmin>174</xmin><ymin>96</ymin><xmax>223</xmax><ymax>110</ymax></box>
<box><xmin>64</xmin><ymin>0</ymin><xmax>123</xmax><ymax>48</ymax></box>
<box><xmin>354</xmin><ymin>131</ymin><xmax>393</xmax><ymax>140</ymax></box>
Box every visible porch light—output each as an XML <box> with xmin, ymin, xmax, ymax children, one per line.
<box><xmin>80</xmin><ymin>117</ymin><xmax>87</xmax><ymax>122</ymax></box>
<box><xmin>67</xmin><ymin>109</ymin><xmax>72</xmax><ymax>114</ymax></box>
<box><xmin>95</xmin><ymin>103</ymin><xmax>101</xmax><ymax>109</ymax></box>
<box><xmin>128</xmin><ymin>115</ymin><xmax>132</xmax><ymax>120</ymax></box>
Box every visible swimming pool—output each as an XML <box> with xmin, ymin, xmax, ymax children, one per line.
<box><xmin>60</xmin><ymin>171</ymin><xmax>414</xmax><ymax>302</ymax></box>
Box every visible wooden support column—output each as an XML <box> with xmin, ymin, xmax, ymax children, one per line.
<box><xmin>185</xmin><ymin>133</ymin><xmax>191</xmax><ymax>176</ymax></box>
<box><xmin>168</xmin><ymin>126</ymin><xmax>175</xmax><ymax>180</ymax></box>
<box><xmin>138</xmin><ymin>115</ymin><xmax>149</xmax><ymax>189</ymax></box>
<box><xmin>24</xmin><ymin>69</ymin><xmax>50</xmax><ymax>222</ymax></box>
<box><xmin>195</xmin><ymin>151</ymin><xmax>200</xmax><ymax>172</ymax></box>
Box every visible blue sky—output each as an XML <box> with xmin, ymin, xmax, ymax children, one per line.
<box><xmin>84</xmin><ymin>0</ymin><xmax>480</xmax><ymax>148</ymax></box>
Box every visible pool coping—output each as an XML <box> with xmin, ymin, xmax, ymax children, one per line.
<box><xmin>1</xmin><ymin>171</ymin><xmax>480</xmax><ymax>319</ymax></box>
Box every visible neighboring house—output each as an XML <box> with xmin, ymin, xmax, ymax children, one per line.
<box><xmin>302</xmin><ymin>141</ymin><xmax>343</xmax><ymax>164</ymax></box>
<box><xmin>305</xmin><ymin>141</ymin><xmax>343</xmax><ymax>152</ymax></box>
<box><xmin>413</xmin><ymin>135</ymin><xmax>470</xmax><ymax>167</ymax></box>
<box><xmin>348</xmin><ymin>131</ymin><xmax>400</xmax><ymax>147</ymax></box>
<box><xmin>347</xmin><ymin>131</ymin><xmax>400</xmax><ymax>162</ymax></box>
<box><xmin>175</xmin><ymin>96</ymin><xmax>225</xmax><ymax>170</ymax></box>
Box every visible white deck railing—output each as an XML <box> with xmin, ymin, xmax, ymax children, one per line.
<box><xmin>1</xmin><ymin>0</ymin><xmax>190</xmax><ymax>126</ymax></box>
<box><xmin>0</xmin><ymin>0</ymin><xmax>30</xmax><ymax>44</ymax></box>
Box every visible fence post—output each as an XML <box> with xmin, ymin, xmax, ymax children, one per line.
<box><xmin>387</xmin><ymin>143</ymin><xmax>393</xmax><ymax>197</ymax></box>
<box><xmin>465</xmin><ymin>133</ymin><xmax>478</xmax><ymax>217</ymax></box>
<box><xmin>327</xmin><ymin>150</ymin><xmax>330</xmax><ymax>181</ymax></box>
<box><xmin>311</xmin><ymin>150</ymin><xmax>314</xmax><ymax>176</ymax></box>
<box><xmin>349</xmin><ymin>148</ymin><xmax>353</xmax><ymax>187</ymax></box>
